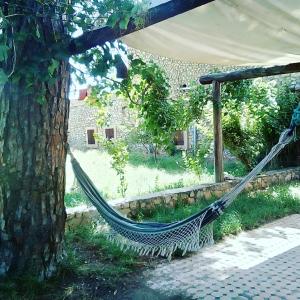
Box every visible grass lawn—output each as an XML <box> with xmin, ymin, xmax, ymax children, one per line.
<box><xmin>145</xmin><ymin>182</ymin><xmax>300</xmax><ymax>242</ymax></box>
<box><xmin>65</xmin><ymin>149</ymin><xmax>246</xmax><ymax>205</ymax></box>
<box><xmin>2</xmin><ymin>182</ymin><xmax>300</xmax><ymax>299</ymax></box>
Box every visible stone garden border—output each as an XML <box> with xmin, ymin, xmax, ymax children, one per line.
<box><xmin>66</xmin><ymin>167</ymin><xmax>300</xmax><ymax>228</ymax></box>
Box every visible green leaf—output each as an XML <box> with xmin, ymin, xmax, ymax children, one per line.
<box><xmin>0</xmin><ymin>44</ymin><xmax>9</xmax><ymax>62</ymax></box>
<box><xmin>66</xmin><ymin>5</ymin><xmax>75</xmax><ymax>15</ymax></box>
<box><xmin>119</xmin><ymin>16</ymin><xmax>130</xmax><ymax>30</ymax></box>
<box><xmin>37</xmin><ymin>94</ymin><xmax>46</xmax><ymax>105</ymax></box>
<box><xmin>106</xmin><ymin>14</ymin><xmax>119</xmax><ymax>28</ymax></box>
<box><xmin>48</xmin><ymin>59</ymin><xmax>59</xmax><ymax>77</ymax></box>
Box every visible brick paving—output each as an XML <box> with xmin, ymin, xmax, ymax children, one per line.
<box><xmin>144</xmin><ymin>214</ymin><xmax>300</xmax><ymax>300</ymax></box>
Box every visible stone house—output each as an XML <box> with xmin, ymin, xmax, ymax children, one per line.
<box><xmin>68</xmin><ymin>50</ymin><xmax>300</xmax><ymax>152</ymax></box>
<box><xmin>68</xmin><ymin>52</ymin><xmax>225</xmax><ymax>151</ymax></box>
<box><xmin>68</xmin><ymin>88</ymin><xmax>136</xmax><ymax>150</ymax></box>
<box><xmin>68</xmin><ymin>88</ymin><xmax>194</xmax><ymax>151</ymax></box>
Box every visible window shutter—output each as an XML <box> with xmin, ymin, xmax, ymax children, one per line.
<box><xmin>105</xmin><ymin>128</ymin><xmax>115</xmax><ymax>140</ymax></box>
<box><xmin>87</xmin><ymin>129</ymin><xmax>96</xmax><ymax>145</ymax></box>
<box><xmin>174</xmin><ymin>130</ymin><xmax>185</xmax><ymax>146</ymax></box>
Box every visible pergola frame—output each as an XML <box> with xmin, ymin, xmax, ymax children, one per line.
<box><xmin>199</xmin><ymin>63</ymin><xmax>300</xmax><ymax>182</ymax></box>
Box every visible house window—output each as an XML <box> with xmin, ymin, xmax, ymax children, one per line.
<box><xmin>174</xmin><ymin>130</ymin><xmax>185</xmax><ymax>146</ymax></box>
<box><xmin>86</xmin><ymin>129</ymin><xmax>96</xmax><ymax>145</ymax></box>
<box><xmin>105</xmin><ymin>128</ymin><xmax>115</xmax><ymax>140</ymax></box>
<box><xmin>79</xmin><ymin>89</ymin><xmax>88</xmax><ymax>101</ymax></box>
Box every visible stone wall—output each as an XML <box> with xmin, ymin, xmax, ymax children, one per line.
<box><xmin>129</xmin><ymin>48</ymin><xmax>238</xmax><ymax>97</ymax></box>
<box><xmin>68</xmin><ymin>96</ymin><xmax>194</xmax><ymax>151</ymax></box>
<box><xmin>68</xmin><ymin>97</ymin><xmax>136</xmax><ymax>150</ymax></box>
<box><xmin>131</xmin><ymin>48</ymin><xmax>300</xmax><ymax>97</ymax></box>
<box><xmin>66</xmin><ymin>167</ymin><xmax>300</xmax><ymax>228</ymax></box>
<box><xmin>68</xmin><ymin>100</ymin><xmax>99</xmax><ymax>150</ymax></box>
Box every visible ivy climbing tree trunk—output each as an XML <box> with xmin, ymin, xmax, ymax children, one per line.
<box><xmin>0</xmin><ymin>1</ymin><xmax>71</xmax><ymax>279</ymax></box>
<box><xmin>0</xmin><ymin>62</ymin><xmax>70</xmax><ymax>279</ymax></box>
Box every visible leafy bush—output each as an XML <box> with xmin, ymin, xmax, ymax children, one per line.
<box><xmin>219</xmin><ymin>211</ymin><xmax>242</xmax><ymax>236</ymax></box>
<box><xmin>90</xmin><ymin>59</ymin><xmax>212</xmax><ymax>160</ymax></box>
<box><xmin>222</xmin><ymin>79</ymin><xmax>299</xmax><ymax>170</ymax></box>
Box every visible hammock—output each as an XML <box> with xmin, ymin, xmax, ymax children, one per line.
<box><xmin>70</xmin><ymin>107</ymin><xmax>300</xmax><ymax>259</ymax></box>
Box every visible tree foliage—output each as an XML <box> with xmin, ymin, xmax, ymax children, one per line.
<box><xmin>222</xmin><ymin>79</ymin><xmax>299</xmax><ymax>170</ymax></box>
<box><xmin>90</xmin><ymin>58</ymin><xmax>212</xmax><ymax>155</ymax></box>
<box><xmin>99</xmin><ymin>137</ymin><xmax>129</xmax><ymax>197</ymax></box>
<box><xmin>0</xmin><ymin>0</ymin><xmax>149</xmax><ymax>101</ymax></box>
<box><xmin>182</xmin><ymin>137</ymin><xmax>211</xmax><ymax>178</ymax></box>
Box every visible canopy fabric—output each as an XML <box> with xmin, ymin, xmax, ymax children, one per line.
<box><xmin>122</xmin><ymin>0</ymin><xmax>300</xmax><ymax>66</ymax></box>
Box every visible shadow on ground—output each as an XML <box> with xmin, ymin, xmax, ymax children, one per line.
<box><xmin>108</xmin><ymin>284</ymin><xmax>191</xmax><ymax>300</ymax></box>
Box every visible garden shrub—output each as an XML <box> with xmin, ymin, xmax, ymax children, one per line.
<box><xmin>222</xmin><ymin>79</ymin><xmax>299</xmax><ymax>170</ymax></box>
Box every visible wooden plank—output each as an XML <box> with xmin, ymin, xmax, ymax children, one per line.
<box><xmin>68</xmin><ymin>0</ymin><xmax>215</xmax><ymax>55</ymax></box>
<box><xmin>200</xmin><ymin>62</ymin><xmax>300</xmax><ymax>85</ymax></box>
<box><xmin>212</xmin><ymin>81</ymin><xmax>224</xmax><ymax>183</ymax></box>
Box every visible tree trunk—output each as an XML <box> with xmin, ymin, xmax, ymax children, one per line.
<box><xmin>0</xmin><ymin>62</ymin><xmax>70</xmax><ymax>279</ymax></box>
<box><xmin>0</xmin><ymin>0</ymin><xmax>71</xmax><ymax>280</ymax></box>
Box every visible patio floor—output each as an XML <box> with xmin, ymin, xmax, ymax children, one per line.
<box><xmin>124</xmin><ymin>214</ymin><xmax>300</xmax><ymax>300</ymax></box>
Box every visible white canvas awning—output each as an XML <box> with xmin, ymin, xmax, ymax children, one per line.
<box><xmin>122</xmin><ymin>0</ymin><xmax>300</xmax><ymax>66</ymax></box>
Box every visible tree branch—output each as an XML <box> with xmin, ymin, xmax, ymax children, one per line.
<box><xmin>68</xmin><ymin>0</ymin><xmax>214</xmax><ymax>56</ymax></box>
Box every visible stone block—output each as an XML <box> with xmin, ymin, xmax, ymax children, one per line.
<box><xmin>256</xmin><ymin>178</ymin><xmax>262</xmax><ymax>186</ymax></box>
<box><xmin>196</xmin><ymin>190</ymin><xmax>203</xmax><ymax>197</ymax></box>
<box><xmin>169</xmin><ymin>199</ymin><xmax>176</xmax><ymax>207</ymax></box>
<box><xmin>120</xmin><ymin>208</ymin><xmax>131</xmax><ymax>216</ymax></box>
<box><xmin>187</xmin><ymin>197</ymin><xmax>195</xmax><ymax>204</ymax></box>
<box><xmin>204</xmin><ymin>191</ymin><xmax>211</xmax><ymax>200</ymax></box>
<box><xmin>165</xmin><ymin>195</ymin><xmax>172</xmax><ymax>203</ymax></box>
<box><xmin>154</xmin><ymin>198</ymin><xmax>161</xmax><ymax>205</ymax></box>
<box><xmin>261</xmin><ymin>179</ymin><xmax>268</xmax><ymax>188</ymax></box>
<box><xmin>245</xmin><ymin>182</ymin><xmax>253</xmax><ymax>191</ymax></box>
<box><xmin>214</xmin><ymin>190</ymin><xmax>223</xmax><ymax>198</ymax></box>
<box><xmin>272</xmin><ymin>176</ymin><xmax>279</xmax><ymax>184</ymax></box>
<box><xmin>285</xmin><ymin>174</ymin><xmax>292</xmax><ymax>182</ymax></box>
<box><xmin>129</xmin><ymin>201</ymin><xmax>138</xmax><ymax>209</ymax></box>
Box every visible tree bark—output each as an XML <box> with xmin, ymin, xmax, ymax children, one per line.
<box><xmin>0</xmin><ymin>62</ymin><xmax>70</xmax><ymax>279</ymax></box>
<box><xmin>212</xmin><ymin>81</ymin><xmax>224</xmax><ymax>183</ymax></box>
<box><xmin>0</xmin><ymin>0</ymin><xmax>71</xmax><ymax>279</ymax></box>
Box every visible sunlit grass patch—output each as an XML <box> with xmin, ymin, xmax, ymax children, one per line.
<box><xmin>65</xmin><ymin>149</ymin><xmax>246</xmax><ymax>205</ymax></box>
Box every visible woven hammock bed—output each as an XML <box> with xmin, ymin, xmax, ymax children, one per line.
<box><xmin>70</xmin><ymin>105</ymin><xmax>300</xmax><ymax>259</ymax></box>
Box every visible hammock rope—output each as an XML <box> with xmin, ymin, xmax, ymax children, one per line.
<box><xmin>70</xmin><ymin>105</ymin><xmax>299</xmax><ymax>259</ymax></box>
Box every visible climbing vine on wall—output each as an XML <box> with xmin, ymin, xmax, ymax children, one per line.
<box><xmin>90</xmin><ymin>58</ymin><xmax>212</xmax><ymax>154</ymax></box>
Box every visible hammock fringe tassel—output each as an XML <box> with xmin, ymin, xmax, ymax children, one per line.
<box><xmin>104</xmin><ymin>217</ymin><xmax>214</xmax><ymax>260</ymax></box>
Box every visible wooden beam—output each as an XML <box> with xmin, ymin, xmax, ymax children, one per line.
<box><xmin>200</xmin><ymin>62</ymin><xmax>300</xmax><ymax>85</ymax></box>
<box><xmin>68</xmin><ymin>0</ymin><xmax>215</xmax><ymax>55</ymax></box>
<box><xmin>212</xmin><ymin>81</ymin><xmax>224</xmax><ymax>183</ymax></box>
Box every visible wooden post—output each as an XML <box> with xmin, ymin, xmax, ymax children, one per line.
<box><xmin>212</xmin><ymin>81</ymin><xmax>224</xmax><ymax>182</ymax></box>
